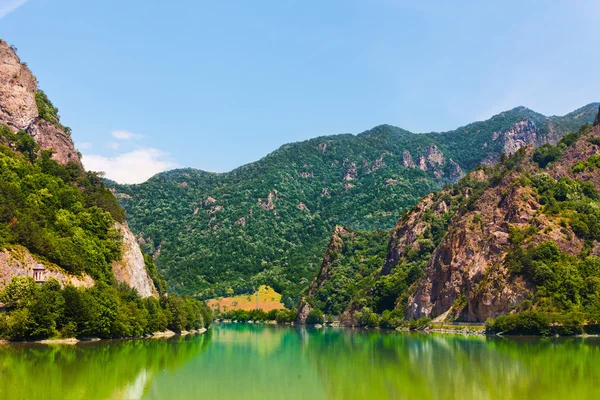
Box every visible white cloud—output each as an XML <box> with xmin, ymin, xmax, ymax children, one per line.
<box><xmin>0</xmin><ymin>0</ymin><xmax>27</xmax><ymax>19</ymax></box>
<box><xmin>106</xmin><ymin>142</ymin><xmax>120</xmax><ymax>150</ymax></box>
<box><xmin>111</xmin><ymin>130</ymin><xmax>144</xmax><ymax>140</ymax></box>
<box><xmin>77</xmin><ymin>142</ymin><xmax>92</xmax><ymax>150</ymax></box>
<box><xmin>82</xmin><ymin>148</ymin><xmax>177</xmax><ymax>184</ymax></box>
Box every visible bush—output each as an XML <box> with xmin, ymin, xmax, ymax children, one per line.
<box><xmin>409</xmin><ymin>317</ymin><xmax>432</xmax><ymax>330</ymax></box>
<box><xmin>485</xmin><ymin>312</ymin><xmax>551</xmax><ymax>335</ymax></box>
<box><xmin>275</xmin><ymin>309</ymin><xmax>296</xmax><ymax>323</ymax></box>
<box><xmin>533</xmin><ymin>144</ymin><xmax>563</xmax><ymax>168</ymax></box>
<box><xmin>306</xmin><ymin>309</ymin><xmax>324</xmax><ymax>324</ymax></box>
<box><xmin>380</xmin><ymin>309</ymin><xmax>404</xmax><ymax>329</ymax></box>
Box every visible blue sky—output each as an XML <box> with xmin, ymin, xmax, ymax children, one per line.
<box><xmin>1</xmin><ymin>0</ymin><xmax>599</xmax><ymax>183</ymax></box>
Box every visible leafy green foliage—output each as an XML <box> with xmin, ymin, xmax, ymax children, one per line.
<box><xmin>533</xmin><ymin>144</ymin><xmax>563</xmax><ymax>168</ymax></box>
<box><xmin>571</xmin><ymin>154</ymin><xmax>600</xmax><ymax>173</ymax></box>
<box><xmin>34</xmin><ymin>91</ymin><xmax>69</xmax><ymax>133</ymax></box>
<box><xmin>533</xmin><ymin>123</ymin><xmax>593</xmax><ymax>168</ymax></box>
<box><xmin>216</xmin><ymin>308</ymin><xmax>297</xmax><ymax>323</ymax></box>
<box><xmin>0</xmin><ymin>276</ymin><xmax>211</xmax><ymax>340</ymax></box>
<box><xmin>485</xmin><ymin>311</ymin><xmax>585</xmax><ymax>336</ymax></box>
<box><xmin>0</xmin><ymin>130</ymin><xmax>127</xmax><ymax>281</ymax></box>
<box><xmin>530</xmin><ymin>174</ymin><xmax>600</xmax><ymax>241</ymax></box>
<box><xmin>305</xmin><ymin>229</ymin><xmax>390</xmax><ymax>316</ymax></box>
<box><xmin>306</xmin><ymin>309</ymin><xmax>324</xmax><ymax>324</ymax></box>
<box><xmin>109</xmin><ymin>105</ymin><xmax>598</xmax><ymax>300</ymax></box>
<box><xmin>143</xmin><ymin>253</ymin><xmax>167</xmax><ymax>296</ymax></box>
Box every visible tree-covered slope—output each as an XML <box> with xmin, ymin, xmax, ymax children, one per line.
<box><xmin>299</xmin><ymin>114</ymin><xmax>600</xmax><ymax>330</ymax></box>
<box><xmin>110</xmin><ymin>104</ymin><xmax>598</xmax><ymax>302</ymax></box>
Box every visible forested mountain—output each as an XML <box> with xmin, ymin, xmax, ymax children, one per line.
<box><xmin>298</xmin><ymin>113</ymin><xmax>600</xmax><ymax>331</ymax></box>
<box><xmin>109</xmin><ymin>101</ymin><xmax>598</xmax><ymax>303</ymax></box>
<box><xmin>0</xmin><ymin>40</ymin><xmax>212</xmax><ymax>340</ymax></box>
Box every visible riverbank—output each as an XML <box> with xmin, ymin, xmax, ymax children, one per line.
<box><xmin>0</xmin><ymin>328</ymin><xmax>208</xmax><ymax>345</ymax></box>
<box><xmin>215</xmin><ymin>319</ymin><xmax>487</xmax><ymax>336</ymax></box>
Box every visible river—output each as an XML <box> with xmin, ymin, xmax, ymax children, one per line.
<box><xmin>1</xmin><ymin>323</ymin><xmax>599</xmax><ymax>399</ymax></box>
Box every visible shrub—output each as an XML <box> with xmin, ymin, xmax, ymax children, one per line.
<box><xmin>533</xmin><ymin>144</ymin><xmax>563</xmax><ymax>168</ymax></box>
<box><xmin>306</xmin><ymin>309</ymin><xmax>324</xmax><ymax>324</ymax></box>
<box><xmin>409</xmin><ymin>317</ymin><xmax>432</xmax><ymax>330</ymax></box>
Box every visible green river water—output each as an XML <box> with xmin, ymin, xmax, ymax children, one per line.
<box><xmin>1</xmin><ymin>323</ymin><xmax>599</xmax><ymax>399</ymax></box>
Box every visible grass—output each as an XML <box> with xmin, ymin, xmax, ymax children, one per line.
<box><xmin>207</xmin><ymin>285</ymin><xmax>285</xmax><ymax>312</ymax></box>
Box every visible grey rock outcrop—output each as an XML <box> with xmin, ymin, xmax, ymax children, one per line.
<box><xmin>112</xmin><ymin>222</ymin><xmax>158</xmax><ymax>298</ymax></box>
<box><xmin>0</xmin><ymin>40</ymin><xmax>81</xmax><ymax>165</ymax></box>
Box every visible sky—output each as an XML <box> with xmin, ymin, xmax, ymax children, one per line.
<box><xmin>1</xmin><ymin>0</ymin><xmax>599</xmax><ymax>183</ymax></box>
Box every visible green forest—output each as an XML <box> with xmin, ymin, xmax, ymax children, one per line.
<box><xmin>110</xmin><ymin>104</ymin><xmax>598</xmax><ymax>304</ymax></box>
<box><xmin>0</xmin><ymin>125</ymin><xmax>125</xmax><ymax>283</ymax></box>
<box><xmin>0</xmin><ymin>276</ymin><xmax>211</xmax><ymax>340</ymax></box>
<box><xmin>301</xmin><ymin>122</ymin><xmax>600</xmax><ymax>334</ymax></box>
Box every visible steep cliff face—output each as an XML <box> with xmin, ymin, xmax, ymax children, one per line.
<box><xmin>112</xmin><ymin>222</ymin><xmax>158</xmax><ymax>298</ymax></box>
<box><xmin>407</xmin><ymin>128</ymin><xmax>600</xmax><ymax>321</ymax></box>
<box><xmin>496</xmin><ymin>119</ymin><xmax>552</xmax><ymax>155</ymax></box>
<box><xmin>303</xmin><ymin>122</ymin><xmax>600</xmax><ymax>323</ymax></box>
<box><xmin>0</xmin><ymin>40</ymin><xmax>158</xmax><ymax>297</ymax></box>
<box><xmin>0</xmin><ymin>40</ymin><xmax>80</xmax><ymax>165</ymax></box>
<box><xmin>111</xmin><ymin>104</ymin><xmax>597</xmax><ymax>297</ymax></box>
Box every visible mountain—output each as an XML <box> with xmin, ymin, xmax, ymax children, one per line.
<box><xmin>0</xmin><ymin>39</ymin><xmax>161</xmax><ymax>297</ymax></box>
<box><xmin>109</xmin><ymin>99</ymin><xmax>598</xmax><ymax>302</ymax></box>
<box><xmin>298</xmin><ymin>117</ymin><xmax>600</xmax><ymax>325</ymax></box>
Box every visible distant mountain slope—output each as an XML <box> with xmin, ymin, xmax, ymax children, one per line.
<box><xmin>299</xmin><ymin>112</ymin><xmax>600</xmax><ymax>324</ymax></box>
<box><xmin>109</xmin><ymin>102</ymin><xmax>598</xmax><ymax>302</ymax></box>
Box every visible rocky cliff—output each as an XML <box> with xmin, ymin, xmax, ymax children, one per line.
<box><xmin>405</xmin><ymin>126</ymin><xmax>600</xmax><ymax>321</ymax></box>
<box><xmin>303</xmin><ymin>120</ymin><xmax>600</xmax><ymax>323</ymax></box>
<box><xmin>0</xmin><ymin>40</ymin><xmax>157</xmax><ymax>297</ymax></box>
<box><xmin>0</xmin><ymin>40</ymin><xmax>80</xmax><ymax>165</ymax></box>
<box><xmin>112</xmin><ymin>222</ymin><xmax>158</xmax><ymax>297</ymax></box>
<box><xmin>110</xmin><ymin>105</ymin><xmax>597</xmax><ymax>298</ymax></box>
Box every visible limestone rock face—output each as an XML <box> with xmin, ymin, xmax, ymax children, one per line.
<box><xmin>406</xmin><ymin>147</ymin><xmax>587</xmax><ymax>322</ymax></box>
<box><xmin>448</xmin><ymin>159</ymin><xmax>465</xmax><ymax>181</ymax></box>
<box><xmin>495</xmin><ymin>119</ymin><xmax>558</xmax><ymax>156</ymax></box>
<box><xmin>0</xmin><ymin>41</ymin><xmax>38</xmax><ymax>131</ymax></box>
<box><xmin>343</xmin><ymin>163</ymin><xmax>357</xmax><ymax>181</ymax></box>
<box><xmin>27</xmin><ymin>119</ymin><xmax>80</xmax><ymax>164</ymax></box>
<box><xmin>112</xmin><ymin>222</ymin><xmax>158</xmax><ymax>298</ymax></box>
<box><xmin>426</xmin><ymin>144</ymin><xmax>445</xmax><ymax>166</ymax></box>
<box><xmin>0</xmin><ymin>246</ymin><xmax>94</xmax><ymax>290</ymax></box>
<box><xmin>402</xmin><ymin>150</ymin><xmax>415</xmax><ymax>168</ymax></box>
<box><xmin>381</xmin><ymin>194</ymin><xmax>436</xmax><ymax>275</ymax></box>
<box><xmin>0</xmin><ymin>40</ymin><xmax>81</xmax><ymax>165</ymax></box>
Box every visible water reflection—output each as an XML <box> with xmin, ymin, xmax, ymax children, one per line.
<box><xmin>0</xmin><ymin>334</ymin><xmax>209</xmax><ymax>400</ymax></box>
<box><xmin>1</xmin><ymin>325</ymin><xmax>599</xmax><ymax>400</ymax></box>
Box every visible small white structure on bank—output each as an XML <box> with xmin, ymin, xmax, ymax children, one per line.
<box><xmin>32</xmin><ymin>264</ymin><xmax>47</xmax><ymax>284</ymax></box>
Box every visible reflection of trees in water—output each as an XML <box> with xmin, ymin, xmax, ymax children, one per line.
<box><xmin>0</xmin><ymin>334</ymin><xmax>210</xmax><ymax>400</ymax></box>
<box><xmin>302</xmin><ymin>329</ymin><xmax>600</xmax><ymax>400</ymax></box>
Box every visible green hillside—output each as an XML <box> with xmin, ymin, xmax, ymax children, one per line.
<box><xmin>109</xmin><ymin>104</ymin><xmax>598</xmax><ymax>303</ymax></box>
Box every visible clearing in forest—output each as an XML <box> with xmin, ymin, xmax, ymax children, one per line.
<box><xmin>207</xmin><ymin>285</ymin><xmax>286</xmax><ymax>312</ymax></box>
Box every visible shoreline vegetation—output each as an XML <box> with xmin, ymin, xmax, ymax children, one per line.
<box><xmin>0</xmin><ymin>276</ymin><xmax>212</xmax><ymax>342</ymax></box>
<box><xmin>214</xmin><ymin>307</ymin><xmax>600</xmax><ymax>337</ymax></box>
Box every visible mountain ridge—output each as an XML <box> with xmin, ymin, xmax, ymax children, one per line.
<box><xmin>109</xmin><ymin>103</ymin><xmax>599</xmax><ymax>185</ymax></box>
<box><xmin>298</xmin><ymin>117</ymin><xmax>600</xmax><ymax>325</ymax></box>
<box><xmin>109</xmin><ymin>102</ymin><xmax>597</xmax><ymax>301</ymax></box>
